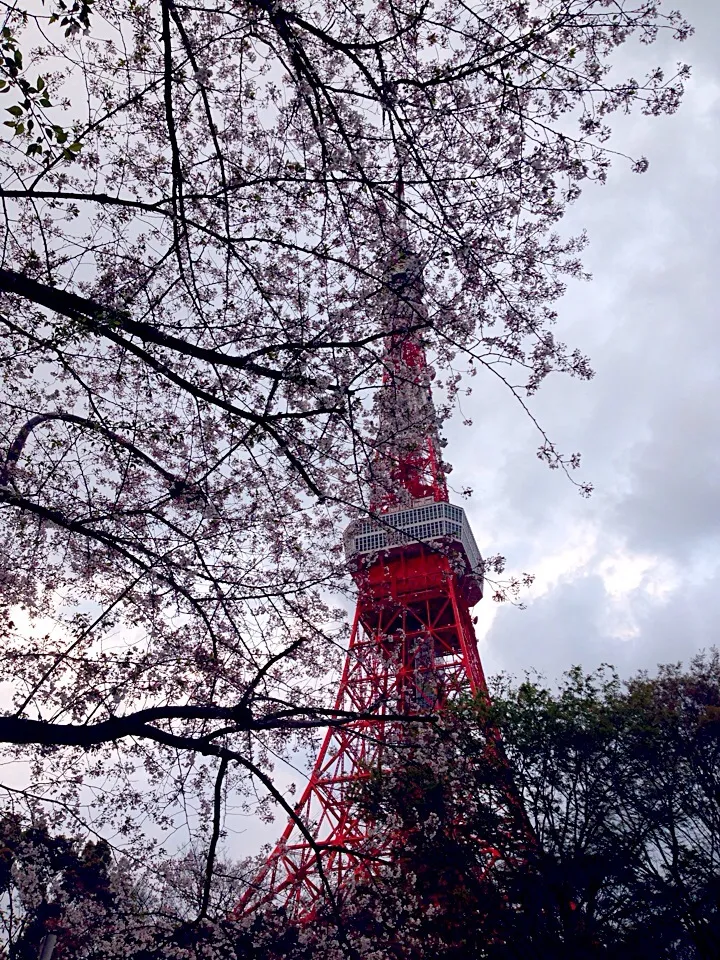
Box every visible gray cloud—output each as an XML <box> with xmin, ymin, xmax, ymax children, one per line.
<box><xmin>451</xmin><ymin>0</ymin><xmax>720</xmax><ymax>681</ymax></box>
<box><xmin>484</xmin><ymin>560</ymin><xmax>720</xmax><ymax>682</ymax></box>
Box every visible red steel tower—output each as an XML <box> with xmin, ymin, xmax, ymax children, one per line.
<box><xmin>238</xmin><ymin>239</ymin><xmax>489</xmax><ymax>920</ymax></box>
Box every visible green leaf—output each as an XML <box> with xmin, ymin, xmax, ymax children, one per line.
<box><xmin>68</xmin><ymin>141</ymin><xmax>82</xmax><ymax>152</ymax></box>
<box><xmin>6</xmin><ymin>104</ymin><xmax>22</xmax><ymax>117</ymax></box>
<box><xmin>37</xmin><ymin>76</ymin><xmax>45</xmax><ymax>91</ymax></box>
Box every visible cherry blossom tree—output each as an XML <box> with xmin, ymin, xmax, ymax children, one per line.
<box><xmin>0</xmin><ymin>813</ymin><xmax>251</xmax><ymax>958</ymax></box>
<box><xmin>0</xmin><ymin>0</ymin><xmax>692</xmax><ymax>939</ymax></box>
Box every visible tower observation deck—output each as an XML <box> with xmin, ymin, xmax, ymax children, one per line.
<box><xmin>236</xmin><ymin>238</ymin><xmax>492</xmax><ymax>921</ymax></box>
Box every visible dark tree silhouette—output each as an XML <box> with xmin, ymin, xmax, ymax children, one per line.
<box><xmin>253</xmin><ymin>652</ymin><xmax>720</xmax><ymax>960</ymax></box>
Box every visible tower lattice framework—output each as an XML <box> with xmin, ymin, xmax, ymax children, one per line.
<box><xmin>238</xmin><ymin>241</ymin><xmax>501</xmax><ymax>922</ymax></box>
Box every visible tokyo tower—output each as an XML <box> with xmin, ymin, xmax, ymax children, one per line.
<box><xmin>238</xmin><ymin>232</ymin><xmax>491</xmax><ymax>921</ymax></box>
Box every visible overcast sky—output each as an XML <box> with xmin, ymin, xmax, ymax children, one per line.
<box><xmin>450</xmin><ymin>0</ymin><xmax>719</xmax><ymax>684</ymax></box>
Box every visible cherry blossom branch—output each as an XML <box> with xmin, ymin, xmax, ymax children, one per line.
<box><xmin>0</xmin><ymin>412</ymin><xmax>181</xmax><ymax>490</ymax></box>
<box><xmin>0</xmin><ymin>267</ymin><xmax>336</xmax><ymax>388</ymax></box>
<box><xmin>0</xmin><ymin>701</ymin><xmax>436</xmax><ymax>747</ymax></box>
<box><xmin>198</xmin><ymin>755</ymin><xmax>228</xmax><ymax>922</ymax></box>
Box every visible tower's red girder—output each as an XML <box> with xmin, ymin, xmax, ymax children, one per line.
<box><xmin>237</xmin><ymin>547</ymin><xmax>487</xmax><ymax>920</ymax></box>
